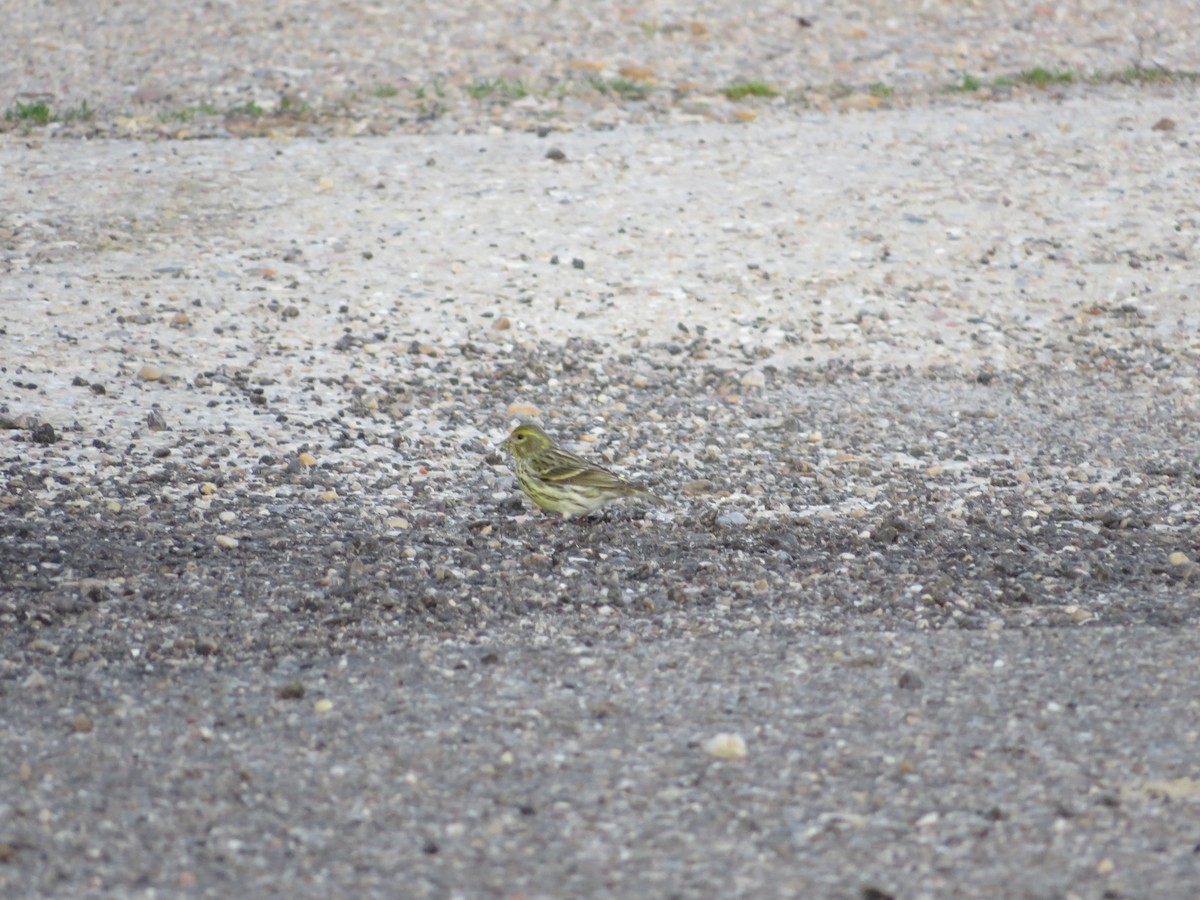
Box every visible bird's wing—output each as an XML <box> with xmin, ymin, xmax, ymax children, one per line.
<box><xmin>538</xmin><ymin>450</ymin><xmax>627</xmax><ymax>488</ymax></box>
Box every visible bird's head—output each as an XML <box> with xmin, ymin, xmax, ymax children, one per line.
<box><xmin>500</xmin><ymin>423</ymin><xmax>552</xmax><ymax>459</ymax></box>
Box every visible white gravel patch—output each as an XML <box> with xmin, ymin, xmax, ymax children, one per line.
<box><xmin>4</xmin><ymin>94</ymin><xmax>1198</xmax><ymax>461</ymax></box>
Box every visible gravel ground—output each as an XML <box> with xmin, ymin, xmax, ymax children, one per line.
<box><xmin>3</xmin><ymin>2</ymin><xmax>1200</xmax><ymax>898</ymax></box>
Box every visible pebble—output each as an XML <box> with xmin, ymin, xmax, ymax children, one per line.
<box><xmin>716</xmin><ymin>512</ymin><xmax>748</xmax><ymax>527</ymax></box>
<box><xmin>276</xmin><ymin>682</ymin><xmax>305</xmax><ymax>700</ymax></box>
<box><xmin>704</xmin><ymin>733</ymin><xmax>748</xmax><ymax>760</ymax></box>
<box><xmin>32</xmin><ymin>423</ymin><xmax>58</xmax><ymax>445</ymax></box>
<box><xmin>215</xmin><ymin>535</ymin><xmax>239</xmax><ymax>549</ymax></box>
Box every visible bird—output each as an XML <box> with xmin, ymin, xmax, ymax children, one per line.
<box><xmin>499</xmin><ymin>422</ymin><xmax>665</xmax><ymax>519</ymax></box>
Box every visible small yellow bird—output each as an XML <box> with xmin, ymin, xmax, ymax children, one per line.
<box><xmin>500</xmin><ymin>423</ymin><xmax>665</xmax><ymax>519</ymax></box>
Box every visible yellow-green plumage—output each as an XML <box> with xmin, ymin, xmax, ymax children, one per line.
<box><xmin>500</xmin><ymin>423</ymin><xmax>664</xmax><ymax>518</ymax></box>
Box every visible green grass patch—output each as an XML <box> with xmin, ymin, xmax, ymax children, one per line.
<box><xmin>159</xmin><ymin>103</ymin><xmax>221</xmax><ymax>124</ymax></box>
<box><xmin>951</xmin><ymin>73</ymin><xmax>986</xmax><ymax>92</ymax></box>
<box><xmin>417</xmin><ymin>100</ymin><xmax>446</xmax><ymax>121</ymax></box>
<box><xmin>590</xmin><ymin>77</ymin><xmax>650</xmax><ymax>101</ymax></box>
<box><xmin>868</xmin><ymin>82</ymin><xmax>895</xmax><ymax>99</ymax></box>
<box><xmin>1018</xmin><ymin>67</ymin><xmax>1075</xmax><ymax>88</ymax></box>
<box><xmin>373</xmin><ymin>85</ymin><xmax>399</xmax><ymax>99</ymax></box>
<box><xmin>722</xmin><ymin>81</ymin><xmax>778</xmax><ymax>101</ymax></box>
<box><xmin>467</xmin><ymin>78</ymin><xmax>527</xmax><ymax>100</ymax></box>
<box><xmin>59</xmin><ymin>100</ymin><xmax>93</xmax><ymax>123</ymax></box>
<box><xmin>227</xmin><ymin>101</ymin><xmax>265</xmax><ymax>118</ymax></box>
<box><xmin>1113</xmin><ymin>66</ymin><xmax>1200</xmax><ymax>84</ymax></box>
<box><xmin>277</xmin><ymin>96</ymin><xmax>312</xmax><ymax>117</ymax></box>
<box><xmin>5</xmin><ymin>101</ymin><xmax>52</xmax><ymax>124</ymax></box>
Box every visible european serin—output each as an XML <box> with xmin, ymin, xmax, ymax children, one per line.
<box><xmin>500</xmin><ymin>423</ymin><xmax>665</xmax><ymax>519</ymax></box>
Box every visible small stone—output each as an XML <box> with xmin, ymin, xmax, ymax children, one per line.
<box><xmin>897</xmin><ymin>671</ymin><xmax>923</xmax><ymax>690</ymax></box>
<box><xmin>840</xmin><ymin>93</ymin><xmax>881</xmax><ymax>112</ymax></box>
<box><xmin>171</xmin><ymin>311</ymin><xmax>191</xmax><ymax>327</ymax></box>
<box><xmin>704</xmin><ymin>733</ymin><xmax>748</xmax><ymax>760</ymax></box>
<box><xmin>1168</xmin><ymin>551</ymin><xmax>1190</xmax><ymax>566</ymax></box>
<box><xmin>146</xmin><ymin>410</ymin><xmax>168</xmax><ymax>431</ymax></box>
<box><xmin>218</xmin><ymin>511</ymin><xmax>237</xmax><ymax>524</ymax></box>
<box><xmin>318</xmin><ymin>490</ymin><xmax>338</xmax><ymax>501</ymax></box>
<box><xmin>138</xmin><ymin>365</ymin><xmax>162</xmax><ymax>381</ymax></box>
<box><xmin>195</xmin><ymin>638</ymin><xmax>219</xmax><ymax>656</ymax></box>
<box><xmin>618</xmin><ymin>64</ymin><xmax>654</xmax><ymax>81</ymax></box>
<box><xmin>215</xmin><ymin>535</ymin><xmax>239</xmax><ymax>549</ymax></box>
<box><xmin>545</xmin><ymin>148</ymin><xmax>566</xmax><ymax>161</ymax></box>
<box><xmin>297</xmin><ymin>452</ymin><xmax>318</xmax><ymax>467</ymax></box>
<box><xmin>73</xmin><ymin>715</ymin><xmax>93</xmax><ymax>734</ymax></box>
<box><xmin>32</xmin><ymin>423</ymin><xmax>57</xmax><ymax>445</ymax></box>
<box><xmin>491</xmin><ymin>316</ymin><xmax>511</xmax><ymax>330</ymax></box>
<box><xmin>716</xmin><ymin>511</ymin><xmax>748</xmax><ymax>527</ymax></box>
<box><xmin>71</xmin><ymin>645</ymin><xmax>96</xmax><ymax>664</ymax></box>
<box><xmin>90</xmin><ymin>383</ymin><xmax>107</xmax><ymax>395</ymax></box>
<box><xmin>276</xmin><ymin>682</ymin><xmax>305</xmax><ymax>700</ymax></box>
<box><xmin>571</xmin><ymin>258</ymin><xmax>585</xmax><ymax>269</ymax></box>
<box><xmin>507</xmin><ymin>402</ymin><xmax>539</xmax><ymax>418</ymax></box>
<box><xmin>200</xmin><ymin>482</ymin><xmax>217</xmax><ymax>496</ymax></box>
<box><xmin>740</xmin><ymin>370</ymin><xmax>766</xmax><ymax>388</ymax></box>
<box><xmin>314</xmin><ymin>699</ymin><xmax>334</xmax><ymax>714</ymax></box>
<box><xmin>1151</xmin><ymin>118</ymin><xmax>1175</xmax><ymax>132</ymax></box>
<box><xmin>386</xmin><ymin>517</ymin><xmax>410</xmax><ymax>529</ymax></box>
<box><xmin>23</xmin><ymin>671</ymin><xmax>49</xmax><ymax>690</ymax></box>
<box><xmin>29</xmin><ymin>639</ymin><xmax>59</xmax><ymax>655</ymax></box>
